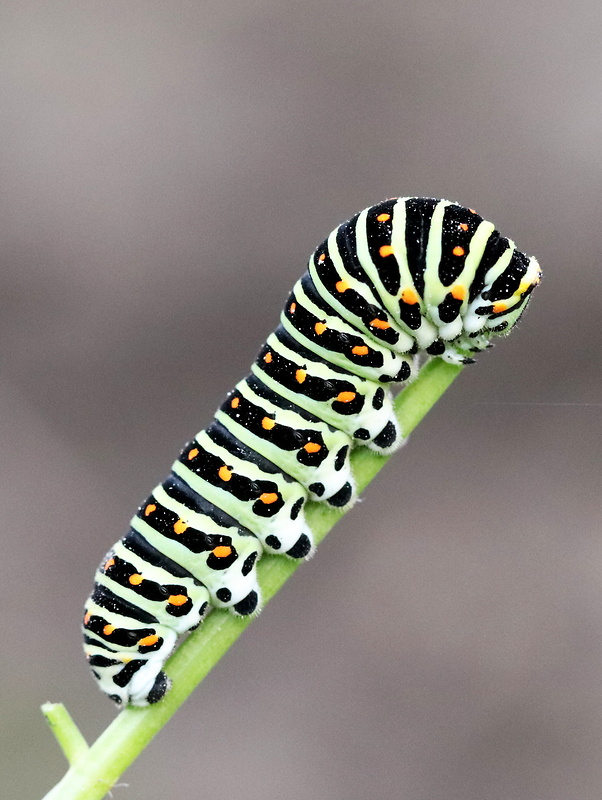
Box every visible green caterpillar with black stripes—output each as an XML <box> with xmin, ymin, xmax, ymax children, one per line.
<box><xmin>83</xmin><ymin>197</ymin><xmax>541</xmax><ymax>706</ymax></box>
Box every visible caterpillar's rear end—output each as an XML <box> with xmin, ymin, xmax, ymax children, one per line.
<box><xmin>83</xmin><ymin>197</ymin><xmax>541</xmax><ymax>706</ymax></box>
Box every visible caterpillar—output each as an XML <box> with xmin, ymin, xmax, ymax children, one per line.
<box><xmin>83</xmin><ymin>197</ymin><xmax>541</xmax><ymax>706</ymax></box>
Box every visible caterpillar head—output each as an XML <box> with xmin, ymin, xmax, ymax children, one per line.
<box><xmin>440</xmin><ymin>246</ymin><xmax>542</xmax><ymax>364</ymax></box>
<box><xmin>326</xmin><ymin>197</ymin><xmax>542</xmax><ymax>367</ymax></box>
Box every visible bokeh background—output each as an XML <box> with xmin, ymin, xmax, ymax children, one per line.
<box><xmin>1</xmin><ymin>2</ymin><xmax>601</xmax><ymax>798</ymax></box>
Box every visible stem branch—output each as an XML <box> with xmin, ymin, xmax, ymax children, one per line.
<box><xmin>42</xmin><ymin>703</ymin><xmax>89</xmax><ymax>765</ymax></box>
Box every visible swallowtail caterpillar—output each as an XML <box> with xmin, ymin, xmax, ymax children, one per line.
<box><xmin>83</xmin><ymin>197</ymin><xmax>541</xmax><ymax>706</ymax></box>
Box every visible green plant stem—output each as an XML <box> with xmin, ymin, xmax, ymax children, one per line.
<box><xmin>41</xmin><ymin>704</ymin><xmax>89</xmax><ymax>765</ymax></box>
<box><xmin>41</xmin><ymin>358</ymin><xmax>462</xmax><ymax>800</ymax></box>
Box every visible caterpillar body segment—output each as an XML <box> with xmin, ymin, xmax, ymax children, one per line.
<box><xmin>252</xmin><ymin>332</ymin><xmax>404</xmax><ymax>453</ymax></box>
<box><xmin>174</xmin><ymin>424</ymin><xmax>312</xmax><ymax>555</ymax></box>
<box><xmin>215</xmin><ymin>376</ymin><xmax>356</xmax><ymax>504</ymax></box>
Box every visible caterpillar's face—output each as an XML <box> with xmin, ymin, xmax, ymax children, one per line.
<box><xmin>478</xmin><ymin>253</ymin><xmax>542</xmax><ymax>337</ymax></box>
<box><xmin>441</xmin><ymin>252</ymin><xmax>542</xmax><ymax>363</ymax></box>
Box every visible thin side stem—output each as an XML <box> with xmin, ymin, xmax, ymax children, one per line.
<box><xmin>41</xmin><ymin>358</ymin><xmax>462</xmax><ymax>800</ymax></box>
<box><xmin>41</xmin><ymin>704</ymin><xmax>89</xmax><ymax>765</ymax></box>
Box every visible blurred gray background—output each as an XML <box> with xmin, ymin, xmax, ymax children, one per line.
<box><xmin>1</xmin><ymin>2</ymin><xmax>601</xmax><ymax>798</ymax></box>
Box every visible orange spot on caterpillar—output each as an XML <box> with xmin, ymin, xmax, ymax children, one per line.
<box><xmin>103</xmin><ymin>557</ymin><xmax>115</xmax><ymax>571</ymax></box>
<box><xmin>261</xmin><ymin>416</ymin><xmax>276</xmax><ymax>430</ymax></box>
<box><xmin>83</xmin><ymin>612</ymin><xmax>91</xmax><ymax>625</ymax></box>
<box><xmin>303</xmin><ymin>442</ymin><xmax>321</xmax><ymax>453</ymax></box>
<box><xmin>129</xmin><ymin>573</ymin><xmax>143</xmax><ymax>586</ymax></box>
<box><xmin>103</xmin><ymin>624</ymin><xmax>116</xmax><ymax>636</ymax></box>
<box><xmin>377</xmin><ymin>213</ymin><xmax>390</xmax><ymax>222</ymax></box>
<box><xmin>314</xmin><ymin>321</ymin><xmax>327</xmax><ymax>335</ymax></box>
<box><xmin>336</xmin><ymin>391</ymin><xmax>356</xmax><ymax>403</ymax></box>
<box><xmin>318</xmin><ymin>253</ymin><xmax>326</xmax><ymax>262</ymax></box>
<box><xmin>335</xmin><ymin>280</ymin><xmax>350</xmax><ymax>293</ymax></box>
<box><xmin>138</xmin><ymin>634</ymin><xmax>159</xmax><ymax>648</ymax></box>
<box><xmin>469</xmin><ymin>208</ymin><xmax>477</xmax><ymax>214</ymax></box>
<box><xmin>459</xmin><ymin>223</ymin><xmax>469</xmax><ymax>231</ymax></box>
<box><xmin>174</xmin><ymin>518</ymin><xmax>189</xmax><ymax>534</ymax></box>
<box><xmin>168</xmin><ymin>594</ymin><xmax>188</xmax><ymax>606</ymax></box>
<box><xmin>264</xmin><ymin>352</ymin><xmax>273</xmax><ymax>363</ymax></box>
<box><xmin>451</xmin><ymin>285</ymin><xmax>466</xmax><ymax>301</ymax></box>
<box><xmin>218</xmin><ymin>465</ymin><xmax>232</xmax><ymax>481</ymax></box>
<box><xmin>370</xmin><ymin>318</ymin><xmax>391</xmax><ymax>330</ymax></box>
<box><xmin>212</xmin><ymin>545</ymin><xmax>232</xmax><ymax>558</ymax></box>
<box><xmin>144</xmin><ymin>503</ymin><xmax>156</xmax><ymax>516</ymax></box>
<box><xmin>351</xmin><ymin>345</ymin><xmax>369</xmax><ymax>356</ymax></box>
<box><xmin>230</xmin><ymin>397</ymin><xmax>240</xmax><ymax>409</ymax></box>
<box><xmin>289</xmin><ymin>302</ymin><xmax>297</xmax><ymax>313</ymax></box>
<box><xmin>400</xmin><ymin>288</ymin><xmax>419</xmax><ymax>305</ymax></box>
<box><xmin>492</xmin><ymin>302</ymin><xmax>507</xmax><ymax>314</ymax></box>
<box><xmin>188</xmin><ymin>448</ymin><xmax>199</xmax><ymax>460</ymax></box>
<box><xmin>295</xmin><ymin>368</ymin><xmax>307</xmax><ymax>383</ymax></box>
<box><xmin>259</xmin><ymin>492</ymin><xmax>279</xmax><ymax>504</ymax></box>
<box><xmin>379</xmin><ymin>245</ymin><xmax>394</xmax><ymax>258</ymax></box>
<box><xmin>452</xmin><ymin>246</ymin><xmax>465</xmax><ymax>257</ymax></box>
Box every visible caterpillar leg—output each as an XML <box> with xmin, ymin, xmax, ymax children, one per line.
<box><xmin>363</xmin><ymin>416</ymin><xmax>403</xmax><ymax>455</ymax></box>
<box><xmin>83</xmin><ymin>593</ymin><xmax>179</xmax><ymax>706</ymax></box>
<box><xmin>87</xmin><ymin>650</ymin><xmax>173</xmax><ymax>707</ymax></box>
